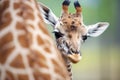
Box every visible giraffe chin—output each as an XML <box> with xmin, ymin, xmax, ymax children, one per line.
<box><xmin>68</xmin><ymin>54</ymin><xmax>82</xmax><ymax>63</ymax></box>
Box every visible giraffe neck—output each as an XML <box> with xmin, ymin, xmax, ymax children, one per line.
<box><xmin>66</xmin><ymin>59</ymin><xmax>73</xmax><ymax>80</ymax></box>
<box><xmin>56</xmin><ymin>38</ymin><xmax>73</xmax><ymax>80</ymax></box>
<box><xmin>60</xmin><ymin>53</ymin><xmax>73</xmax><ymax>80</ymax></box>
<box><xmin>0</xmin><ymin>0</ymin><xmax>70</xmax><ymax>80</ymax></box>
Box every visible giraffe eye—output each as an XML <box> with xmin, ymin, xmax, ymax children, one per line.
<box><xmin>53</xmin><ymin>31</ymin><xmax>64</xmax><ymax>39</ymax></box>
<box><xmin>82</xmin><ymin>35</ymin><xmax>87</xmax><ymax>41</ymax></box>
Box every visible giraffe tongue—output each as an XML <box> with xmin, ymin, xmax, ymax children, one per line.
<box><xmin>68</xmin><ymin>54</ymin><xmax>82</xmax><ymax>63</ymax></box>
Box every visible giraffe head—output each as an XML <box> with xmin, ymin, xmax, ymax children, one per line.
<box><xmin>39</xmin><ymin>0</ymin><xmax>109</xmax><ymax>63</ymax></box>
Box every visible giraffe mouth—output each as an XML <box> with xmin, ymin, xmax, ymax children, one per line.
<box><xmin>65</xmin><ymin>43</ymin><xmax>82</xmax><ymax>63</ymax></box>
<box><xmin>67</xmin><ymin>52</ymin><xmax>82</xmax><ymax>63</ymax></box>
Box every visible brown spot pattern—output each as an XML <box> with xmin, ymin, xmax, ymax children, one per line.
<box><xmin>14</xmin><ymin>2</ymin><xmax>22</xmax><ymax>10</ymax></box>
<box><xmin>44</xmin><ymin>47</ymin><xmax>51</xmax><ymax>53</ymax></box>
<box><xmin>16</xmin><ymin>2</ymin><xmax>34</xmax><ymax>20</ymax></box>
<box><xmin>0</xmin><ymin>46</ymin><xmax>15</xmax><ymax>64</ymax></box>
<box><xmin>17</xmin><ymin>9</ymin><xmax>34</xmax><ymax>20</ymax></box>
<box><xmin>27</xmin><ymin>50</ymin><xmax>48</xmax><ymax>69</ymax></box>
<box><xmin>23</xmin><ymin>11</ymin><xmax>34</xmax><ymax>20</ymax></box>
<box><xmin>16</xmin><ymin>22</ymin><xmax>33</xmax><ymax>46</ymax></box>
<box><xmin>18</xmin><ymin>34</ymin><xmax>30</xmax><ymax>48</ymax></box>
<box><xmin>0</xmin><ymin>32</ymin><xmax>13</xmax><ymax>49</ymax></box>
<box><xmin>5</xmin><ymin>71</ymin><xmax>14</xmax><ymax>80</ymax></box>
<box><xmin>34</xmin><ymin>70</ymin><xmax>51</xmax><ymax>80</ymax></box>
<box><xmin>10</xmin><ymin>54</ymin><xmax>25</xmax><ymax>69</ymax></box>
<box><xmin>0</xmin><ymin>12</ymin><xmax>12</xmax><ymax>31</ymax></box>
<box><xmin>16</xmin><ymin>22</ymin><xmax>25</xmax><ymax>30</ymax></box>
<box><xmin>37</xmin><ymin>35</ymin><xmax>45</xmax><ymax>45</ymax></box>
<box><xmin>38</xmin><ymin>22</ymin><xmax>50</xmax><ymax>35</ymax></box>
<box><xmin>18</xmin><ymin>74</ymin><xmax>29</xmax><ymax>80</ymax></box>
<box><xmin>0</xmin><ymin>0</ymin><xmax>11</xmax><ymax>30</ymax></box>
<box><xmin>52</xmin><ymin>59</ymin><xmax>66</xmax><ymax>78</ymax></box>
<box><xmin>0</xmin><ymin>0</ymin><xmax>9</xmax><ymax>11</ymax></box>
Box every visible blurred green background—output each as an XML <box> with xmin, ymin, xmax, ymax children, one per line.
<box><xmin>38</xmin><ymin>0</ymin><xmax>120</xmax><ymax>80</ymax></box>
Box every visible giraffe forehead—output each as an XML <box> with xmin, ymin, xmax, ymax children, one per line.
<box><xmin>60</xmin><ymin>14</ymin><xmax>81</xmax><ymax>25</ymax></box>
<box><xmin>58</xmin><ymin>17</ymin><xmax>86</xmax><ymax>34</ymax></box>
<box><xmin>59</xmin><ymin>15</ymin><xmax>82</xmax><ymax>32</ymax></box>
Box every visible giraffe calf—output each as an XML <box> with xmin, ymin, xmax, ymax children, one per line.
<box><xmin>39</xmin><ymin>0</ymin><xmax>109</xmax><ymax>79</ymax></box>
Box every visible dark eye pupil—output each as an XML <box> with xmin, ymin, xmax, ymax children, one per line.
<box><xmin>82</xmin><ymin>35</ymin><xmax>87</xmax><ymax>41</ymax></box>
<box><xmin>54</xmin><ymin>32</ymin><xmax>64</xmax><ymax>39</ymax></box>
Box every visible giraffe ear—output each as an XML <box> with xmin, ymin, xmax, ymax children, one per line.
<box><xmin>38</xmin><ymin>3</ymin><xmax>58</xmax><ymax>27</ymax></box>
<box><xmin>86</xmin><ymin>22</ymin><xmax>109</xmax><ymax>37</ymax></box>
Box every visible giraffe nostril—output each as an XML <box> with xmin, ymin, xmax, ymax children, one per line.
<box><xmin>75</xmin><ymin>50</ymin><xmax>80</xmax><ymax>54</ymax></box>
<box><xmin>70</xmin><ymin>48</ymin><xmax>80</xmax><ymax>54</ymax></box>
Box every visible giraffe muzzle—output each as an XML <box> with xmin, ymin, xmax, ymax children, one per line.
<box><xmin>68</xmin><ymin>50</ymin><xmax>82</xmax><ymax>63</ymax></box>
<box><xmin>67</xmin><ymin>53</ymin><xmax>82</xmax><ymax>63</ymax></box>
<box><xmin>64</xmin><ymin>42</ymin><xmax>82</xmax><ymax>63</ymax></box>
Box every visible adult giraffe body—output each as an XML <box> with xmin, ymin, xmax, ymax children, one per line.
<box><xmin>0</xmin><ymin>0</ymin><xmax>70</xmax><ymax>80</ymax></box>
